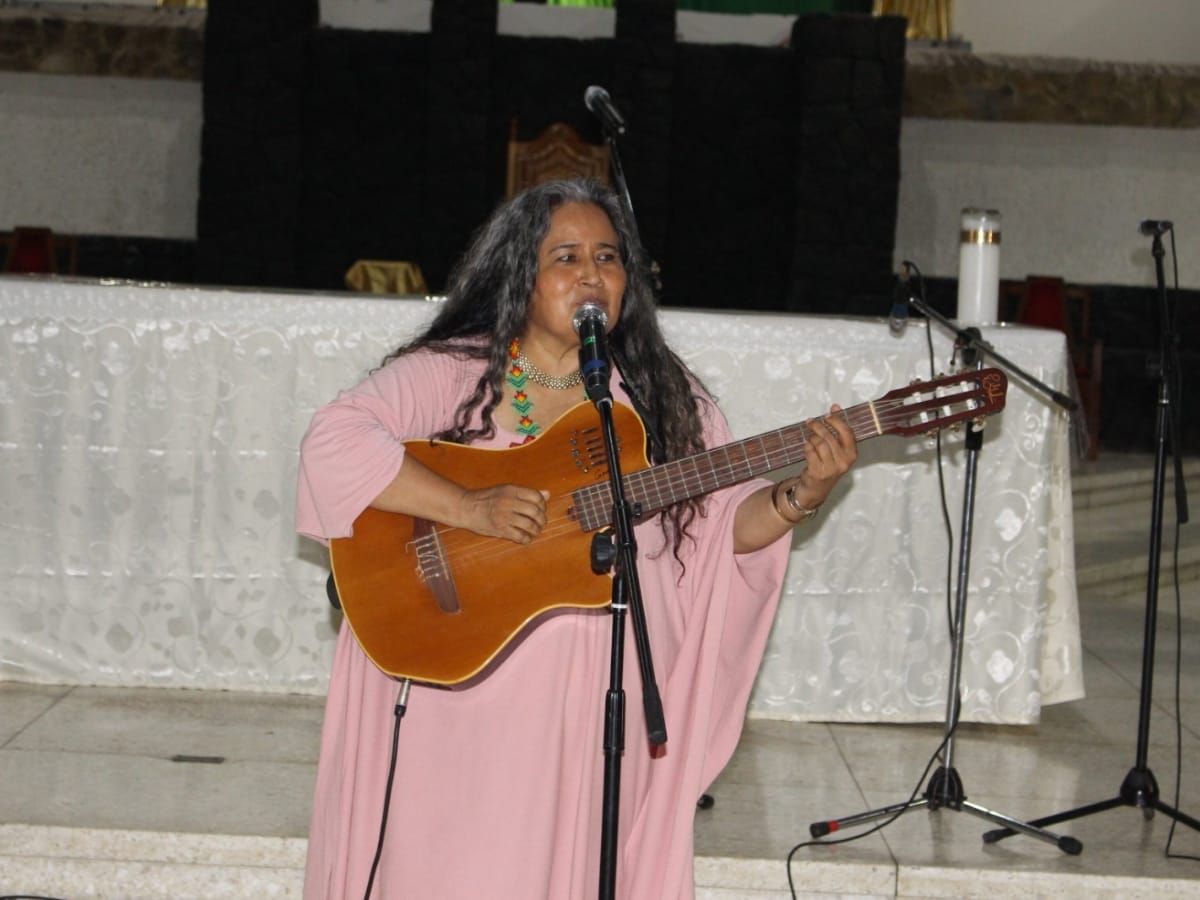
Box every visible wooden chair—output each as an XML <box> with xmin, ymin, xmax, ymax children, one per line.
<box><xmin>505</xmin><ymin>121</ymin><xmax>610</xmax><ymax>199</ymax></box>
<box><xmin>1000</xmin><ymin>274</ymin><xmax>1103</xmax><ymax>459</ymax></box>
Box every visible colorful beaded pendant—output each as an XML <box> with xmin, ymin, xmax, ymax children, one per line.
<box><xmin>507</xmin><ymin>340</ymin><xmax>540</xmax><ymax>445</ymax></box>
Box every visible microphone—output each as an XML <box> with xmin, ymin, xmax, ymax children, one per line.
<box><xmin>1138</xmin><ymin>219</ymin><xmax>1173</xmax><ymax>236</ymax></box>
<box><xmin>572</xmin><ymin>303</ymin><xmax>612</xmax><ymax>404</ymax></box>
<box><xmin>889</xmin><ymin>267</ymin><xmax>912</xmax><ymax>337</ymax></box>
<box><xmin>584</xmin><ymin>85</ymin><xmax>626</xmax><ymax>136</ymax></box>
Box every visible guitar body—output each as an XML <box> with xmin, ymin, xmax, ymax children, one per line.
<box><xmin>330</xmin><ymin>402</ymin><xmax>650</xmax><ymax>685</ymax></box>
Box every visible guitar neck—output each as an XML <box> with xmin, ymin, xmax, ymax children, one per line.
<box><xmin>571</xmin><ymin>400</ymin><xmax>883</xmax><ymax>532</ymax></box>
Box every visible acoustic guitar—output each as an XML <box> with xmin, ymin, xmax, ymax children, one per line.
<box><xmin>329</xmin><ymin>368</ymin><xmax>1008</xmax><ymax>685</ymax></box>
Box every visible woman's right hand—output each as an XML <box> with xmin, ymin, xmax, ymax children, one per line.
<box><xmin>460</xmin><ymin>485</ymin><xmax>549</xmax><ymax>544</ymax></box>
<box><xmin>371</xmin><ymin>454</ymin><xmax>549</xmax><ymax>544</ymax></box>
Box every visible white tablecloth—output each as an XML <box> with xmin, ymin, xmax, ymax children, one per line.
<box><xmin>0</xmin><ymin>277</ymin><xmax>1083</xmax><ymax>722</ymax></box>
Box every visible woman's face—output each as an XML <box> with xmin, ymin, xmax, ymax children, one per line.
<box><xmin>522</xmin><ymin>201</ymin><xmax>626</xmax><ymax>364</ymax></box>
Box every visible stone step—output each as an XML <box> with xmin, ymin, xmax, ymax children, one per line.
<box><xmin>1073</xmin><ymin>455</ymin><xmax>1200</xmax><ymax>511</ymax></box>
<box><xmin>1071</xmin><ymin>454</ymin><xmax>1200</xmax><ymax>593</ymax></box>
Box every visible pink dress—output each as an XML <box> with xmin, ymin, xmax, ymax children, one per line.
<box><xmin>295</xmin><ymin>348</ymin><xmax>791</xmax><ymax>900</ymax></box>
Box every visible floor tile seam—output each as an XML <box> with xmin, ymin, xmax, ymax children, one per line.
<box><xmin>1080</xmin><ymin>644</ymin><xmax>1141</xmax><ymax>691</ymax></box>
<box><xmin>0</xmin><ymin>822</ymin><xmax>309</xmax><ymax>866</ymax></box>
<box><xmin>0</xmin><ymin>743</ymin><xmax>319</xmax><ymax>768</ymax></box>
<box><xmin>1072</xmin><ymin>672</ymin><xmax>1200</xmax><ymax>744</ymax></box>
<box><xmin>1085</xmin><ymin>617</ymin><xmax>1200</xmax><ymax>728</ymax></box>
<box><xmin>825</xmin><ymin>721</ymin><xmax>936</xmax><ymax>864</ymax></box>
<box><xmin>894</xmin><ymin>861</ymin><xmax>1200</xmax><ymax>895</ymax></box>
<box><xmin>0</xmin><ymin>684</ymin><xmax>76</xmax><ymax>751</ymax></box>
<box><xmin>764</xmin><ymin>849</ymin><xmax>900</xmax><ymax>898</ymax></box>
<box><xmin>1149</xmin><ymin>622</ymin><xmax>1200</xmax><ymax>742</ymax></box>
<box><xmin>0</xmin><ymin>848</ymin><xmax>308</xmax><ymax>873</ymax></box>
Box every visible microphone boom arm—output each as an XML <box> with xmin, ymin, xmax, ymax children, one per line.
<box><xmin>907</xmin><ymin>290</ymin><xmax>1077</xmax><ymax>413</ymax></box>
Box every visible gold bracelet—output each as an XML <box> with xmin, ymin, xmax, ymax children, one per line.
<box><xmin>784</xmin><ymin>483</ymin><xmax>820</xmax><ymax>521</ymax></box>
<box><xmin>771</xmin><ymin>481</ymin><xmax>790</xmax><ymax>521</ymax></box>
<box><xmin>771</xmin><ymin>481</ymin><xmax>820</xmax><ymax>524</ymax></box>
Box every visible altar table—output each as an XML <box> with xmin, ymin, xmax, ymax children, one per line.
<box><xmin>0</xmin><ymin>277</ymin><xmax>1083</xmax><ymax>722</ymax></box>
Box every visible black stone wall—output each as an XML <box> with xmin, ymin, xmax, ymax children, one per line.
<box><xmin>196</xmin><ymin>0</ymin><xmax>319</xmax><ymax>289</ymax></box>
<box><xmin>789</xmin><ymin>14</ymin><xmax>905</xmax><ymax>314</ymax></box>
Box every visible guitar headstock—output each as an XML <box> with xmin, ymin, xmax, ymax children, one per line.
<box><xmin>876</xmin><ymin>368</ymin><xmax>1008</xmax><ymax>437</ymax></box>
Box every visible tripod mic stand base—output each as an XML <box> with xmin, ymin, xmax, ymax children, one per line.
<box><xmin>810</xmin><ymin>766</ymin><xmax>1082</xmax><ymax>855</ymax></box>
<box><xmin>982</xmin><ymin>765</ymin><xmax>1200</xmax><ymax>845</ymax></box>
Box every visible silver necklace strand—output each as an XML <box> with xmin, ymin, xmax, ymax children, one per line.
<box><xmin>514</xmin><ymin>353</ymin><xmax>583</xmax><ymax>390</ymax></box>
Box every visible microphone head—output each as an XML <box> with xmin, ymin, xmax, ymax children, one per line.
<box><xmin>584</xmin><ymin>85</ymin><xmax>608</xmax><ymax>112</ymax></box>
<box><xmin>1139</xmin><ymin>219</ymin><xmax>1173</xmax><ymax>236</ymax></box>
<box><xmin>572</xmin><ymin>303</ymin><xmax>608</xmax><ymax>335</ymax></box>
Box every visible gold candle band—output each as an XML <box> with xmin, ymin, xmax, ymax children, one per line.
<box><xmin>961</xmin><ymin>229</ymin><xmax>1002</xmax><ymax>245</ymax></box>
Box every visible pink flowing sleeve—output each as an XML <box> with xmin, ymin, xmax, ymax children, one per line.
<box><xmin>682</xmin><ymin>393</ymin><xmax>794</xmax><ymax>780</ymax></box>
<box><xmin>294</xmin><ymin>350</ymin><xmax>478</xmax><ymax>542</ymax></box>
<box><xmin>619</xmin><ymin>391</ymin><xmax>795</xmax><ymax>899</ymax></box>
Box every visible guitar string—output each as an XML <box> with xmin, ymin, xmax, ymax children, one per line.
<box><xmin>408</xmin><ymin>389</ymin><xmax>988</xmax><ymax>570</ymax></box>
<box><xmin>442</xmin><ymin>393</ymin><xmax>974</xmax><ymax>554</ymax></box>
<box><xmin>578</xmin><ymin>391</ymin><xmax>977</xmax><ymax>526</ymax></box>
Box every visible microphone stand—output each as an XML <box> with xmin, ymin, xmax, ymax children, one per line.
<box><xmin>983</xmin><ymin>227</ymin><xmax>1198</xmax><ymax>845</ymax></box>
<box><xmin>599</xmin><ymin>102</ymin><xmax>662</xmax><ymax>294</ymax></box>
<box><xmin>590</xmin><ymin>99</ymin><xmax>668</xmax><ymax>900</ymax></box>
<box><xmin>809</xmin><ymin>293</ymin><xmax>1081</xmax><ymax>854</ymax></box>
<box><xmin>584</xmin><ymin>349</ymin><xmax>667</xmax><ymax>900</ymax></box>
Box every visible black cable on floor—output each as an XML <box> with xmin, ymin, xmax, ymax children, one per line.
<box><xmin>1164</xmin><ymin>520</ymin><xmax>1198</xmax><ymax>862</ymax></box>
<box><xmin>785</xmin><ymin>728</ymin><xmax>954</xmax><ymax>899</ymax></box>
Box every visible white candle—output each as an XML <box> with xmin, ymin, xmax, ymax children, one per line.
<box><xmin>956</xmin><ymin>208</ymin><xmax>1001</xmax><ymax>325</ymax></box>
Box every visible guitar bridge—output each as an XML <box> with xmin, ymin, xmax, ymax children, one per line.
<box><xmin>412</xmin><ymin>518</ymin><xmax>460</xmax><ymax>613</ymax></box>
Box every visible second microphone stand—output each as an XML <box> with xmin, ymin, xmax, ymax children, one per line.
<box><xmin>982</xmin><ymin>227</ymin><xmax>1198</xmax><ymax>846</ymax></box>
<box><xmin>809</xmin><ymin>296</ymin><xmax>1081</xmax><ymax>854</ymax></box>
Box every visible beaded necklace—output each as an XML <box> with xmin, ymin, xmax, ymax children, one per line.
<box><xmin>507</xmin><ymin>339</ymin><xmax>582</xmax><ymax>445</ymax></box>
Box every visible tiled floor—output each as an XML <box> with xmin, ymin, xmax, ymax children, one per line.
<box><xmin>3</xmin><ymin>456</ymin><xmax>1200</xmax><ymax>899</ymax></box>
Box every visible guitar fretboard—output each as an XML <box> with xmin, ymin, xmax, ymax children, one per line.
<box><xmin>567</xmin><ymin>368</ymin><xmax>1003</xmax><ymax>533</ymax></box>
<box><xmin>570</xmin><ymin>403</ymin><xmax>882</xmax><ymax>533</ymax></box>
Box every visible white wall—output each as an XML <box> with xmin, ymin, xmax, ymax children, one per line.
<box><xmin>319</xmin><ymin>0</ymin><xmax>1200</xmax><ymax>61</ymax></box>
<box><xmin>954</xmin><ymin>0</ymin><xmax>1200</xmax><ymax>65</ymax></box>
<box><xmin>894</xmin><ymin>120</ymin><xmax>1200</xmax><ymax>288</ymax></box>
<box><xmin>0</xmin><ymin>72</ymin><xmax>201</xmax><ymax>239</ymax></box>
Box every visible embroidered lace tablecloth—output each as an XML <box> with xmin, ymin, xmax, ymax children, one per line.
<box><xmin>0</xmin><ymin>277</ymin><xmax>1082</xmax><ymax>722</ymax></box>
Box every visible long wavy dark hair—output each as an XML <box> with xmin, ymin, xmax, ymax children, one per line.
<box><xmin>383</xmin><ymin>179</ymin><xmax>710</xmax><ymax>556</ymax></box>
